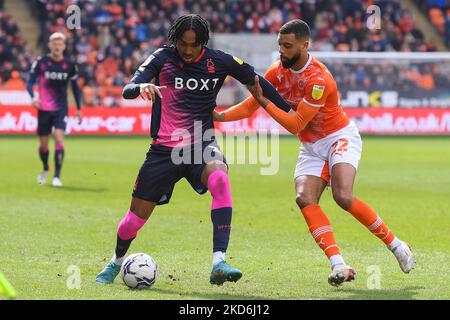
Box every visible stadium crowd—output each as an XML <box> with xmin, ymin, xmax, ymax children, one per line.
<box><xmin>0</xmin><ymin>9</ymin><xmax>33</xmax><ymax>89</ymax></box>
<box><xmin>0</xmin><ymin>0</ymin><xmax>448</xmax><ymax>106</ymax></box>
<box><xmin>330</xmin><ymin>60</ymin><xmax>450</xmax><ymax>100</ymax></box>
<box><xmin>415</xmin><ymin>0</ymin><xmax>450</xmax><ymax>48</ymax></box>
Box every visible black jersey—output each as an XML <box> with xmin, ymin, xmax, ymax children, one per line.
<box><xmin>129</xmin><ymin>46</ymin><xmax>258</xmax><ymax>147</ymax></box>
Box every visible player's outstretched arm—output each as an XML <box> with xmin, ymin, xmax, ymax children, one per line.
<box><xmin>122</xmin><ymin>58</ymin><xmax>157</xmax><ymax>100</ymax></box>
<box><xmin>215</xmin><ymin>64</ymin><xmax>291</xmax><ymax>122</ymax></box>
<box><xmin>214</xmin><ymin>74</ymin><xmax>292</xmax><ymax>122</ymax></box>
<box><xmin>248</xmin><ymin>76</ymin><xmax>319</xmax><ymax>135</ymax></box>
<box><xmin>123</xmin><ymin>83</ymin><xmax>166</xmax><ymax>101</ymax></box>
<box><xmin>123</xmin><ymin>49</ymin><xmax>167</xmax><ymax>100</ymax></box>
<box><xmin>265</xmin><ymin>102</ymin><xmax>318</xmax><ymax>134</ymax></box>
<box><xmin>256</xmin><ymin>74</ymin><xmax>291</xmax><ymax>112</ymax></box>
<box><xmin>223</xmin><ymin>54</ymin><xmax>290</xmax><ymax>113</ymax></box>
<box><xmin>214</xmin><ymin>96</ymin><xmax>259</xmax><ymax>122</ymax></box>
<box><xmin>122</xmin><ymin>83</ymin><xmax>142</xmax><ymax>99</ymax></box>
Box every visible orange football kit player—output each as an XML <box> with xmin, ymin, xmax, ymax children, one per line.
<box><xmin>214</xmin><ymin>20</ymin><xmax>415</xmax><ymax>286</ymax></box>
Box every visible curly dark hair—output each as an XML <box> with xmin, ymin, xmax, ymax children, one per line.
<box><xmin>168</xmin><ymin>14</ymin><xmax>210</xmax><ymax>46</ymax></box>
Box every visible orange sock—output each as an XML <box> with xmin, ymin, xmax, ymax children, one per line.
<box><xmin>301</xmin><ymin>205</ymin><xmax>341</xmax><ymax>258</ymax></box>
<box><xmin>347</xmin><ymin>197</ymin><xmax>395</xmax><ymax>245</ymax></box>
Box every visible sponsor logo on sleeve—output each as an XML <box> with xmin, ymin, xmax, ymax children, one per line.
<box><xmin>311</xmin><ymin>84</ymin><xmax>325</xmax><ymax>100</ymax></box>
<box><xmin>233</xmin><ymin>56</ymin><xmax>244</xmax><ymax>65</ymax></box>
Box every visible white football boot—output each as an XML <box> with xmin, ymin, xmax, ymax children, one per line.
<box><xmin>37</xmin><ymin>171</ymin><xmax>49</xmax><ymax>185</ymax></box>
<box><xmin>52</xmin><ymin>177</ymin><xmax>63</xmax><ymax>187</ymax></box>
<box><xmin>328</xmin><ymin>264</ymin><xmax>356</xmax><ymax>287</ymax></box>
<box><xmin>391</xmin><ymin>241</ymin><xmax>416</xmax><ymax>273</ymax></box>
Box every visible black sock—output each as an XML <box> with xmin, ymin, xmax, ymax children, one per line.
<box><xmin>211</xmin><ymin>207</ymin><xmax>232</xmax><ymax>252</ymax></box>
<box><xmin>39</xmin><ymin>147</ymin><xmax>49</xmax><ymax>171</ymax></box>
<box><xmin>115</xmin><ymin>234</ymin><xmax>135</xmax><ymax>258</ymax></box>
<box><xmin>54</xmin><ymin>148</ymin><xmax>64</xmax><ymax>178</ymax></box>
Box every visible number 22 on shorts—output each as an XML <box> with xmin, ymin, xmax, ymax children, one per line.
<box><xmin>331</xmin><ymin>138</ymin><xmax>349</xmax><ymax>157</ymax></box>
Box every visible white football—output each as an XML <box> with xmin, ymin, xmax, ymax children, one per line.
<box><xmin>120</xmin><ymin>253</ymin><xmax>158</xmax><ymax>289</ymax></box>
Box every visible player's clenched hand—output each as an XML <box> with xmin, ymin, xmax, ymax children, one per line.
<box><xmin>139</xmin><ymin>83</ymin><xmax>167</xmax><ymax>101</ymax></box>
<box><xmin>213</xmin><ymin>110</ymin><xmax>225</xmax><ymax>122</ymax></box>
<box><xmin>247</xmin><ymin>76</ymin><xmax>270</xmax><ymax>108</ymax></box>
<box><xmin>31</xmin><ymin>97</ymin><xmax>41</xmax><ymax>109</ymax></box>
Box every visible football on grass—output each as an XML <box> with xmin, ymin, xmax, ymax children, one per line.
<box><xmin>120</xmin><ymin>253</ymin><xmax>157</xmax><ymax>289</ymax></box>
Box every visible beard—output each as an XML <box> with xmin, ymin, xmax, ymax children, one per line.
<box><xmin>281</xmin><ymin>52</ymin><xmax>301</xmax><ymax>69</ymax></box>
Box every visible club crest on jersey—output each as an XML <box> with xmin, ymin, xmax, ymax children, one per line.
<box><xmin>311</xmin><ymin>84</ymin><xmax>325</xmax><ymax>100</ymax></box>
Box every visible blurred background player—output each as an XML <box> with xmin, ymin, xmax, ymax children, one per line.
<box><xmin>26</xmin><ymin>32</ymin><xmax>82</xmax><ymax>187</ymax></box>
<box><xmin>95</xmin><ymin>14</ymin><xmax>291</xmax><ymax>286</ymax></box>
<box><xmin>215</xmin><ymin>19</ymin><xmax>416</xmax><ymax>286</ymax></box>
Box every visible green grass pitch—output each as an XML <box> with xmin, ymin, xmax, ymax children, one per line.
<box><xmin>0</xmin><ymin>135</ymin><xmax>449</xmax><ymax>300</ymax></box>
